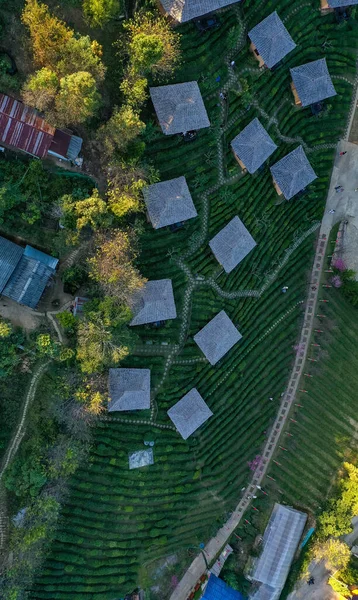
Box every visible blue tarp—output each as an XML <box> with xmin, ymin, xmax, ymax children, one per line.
<box><xmin>202</xmin><ymin>575</ymin><xmax>246</xmax><ymax>600</ymax></box>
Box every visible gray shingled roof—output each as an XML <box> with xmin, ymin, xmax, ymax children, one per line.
<box><xmin>290</xmin><ymin>58</ymin><xmax>337</xmax><ymax>107</ymax></box>
<box><xmin>252</xmin><ymin>504</ymin><xmax>307</xmax><ymax>591</ymax></box>
<box><xmin>108</xmin><ymin>368</ymin><xmax>150</xmax><ymax>412</ymax></box>
<box><xmin>143</xmin><ymin>176</ymin><xmax>197</xmax><ymax>229</ymax></box>
<box><xmin>270</xmin><ymin>146</ymin><xmax>317</xmax><ymax>200</ymax></box>
<box><xmin>150</xmin><ymin>82</ymin><xmax>210</xmax><ymax>135</ymax></box>
<box><xmin>159</xmin><ymin>0</ymin><xmax>241</xmax><ymax>23</ymax></box>
<box><xmin>328</xmin><ymin>0</ymin><xmax>358</xmax><ymax>5</ymax></box>
<box><xmin>248</xmin><ymin>11</ymin><xmax>296</xmax><ymax>69</ymax></box>
<box><xmin>0</xmin><ymin>236</ymin><xmax>23</xmax><ymax>292</ymax></box>
<box><xmin>167</xmin><ymin>388</ymin><xmax>213</xmax><ymax>440</ymax></box>
<box><xmin>209</xmin><ymin>216</ymin><xmax>257</xmax><ymax>273</ymax></box>
<box><xmin>194</xmin><ymin>310</ymin><xmax>242</xmax><ymax>365</ymax></box>
<box><xmin>130</xmin><ymin>279</ymin><xmax>177</xmax><ymax>326</ymax></box>
<box><xmin>231</xmin><ymin>118</ymin><xmax>277</xmax><ymax>174</ymax></box>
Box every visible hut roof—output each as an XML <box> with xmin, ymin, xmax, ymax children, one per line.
<box><xmin>143</xmin><ymin>176</ymin><xmax>197</xmax><ymax>229</ymax></box>
<box><xmin>209</xmin><ymin>216</ymin><xmax>256</xmax><ymax>273</ymax></box>
<box><xmin>248</xmin><ymin>12</ymin><xmax>296</xmax><ymax>69</ymax></box>
<box><xmin>167</xmin><ymin>388</ymin><xmax>213</xmax><ymax>440</ymax></box>
<box><xmin>150</xmin><ymin>82</ymin><xmax>210</xmax><ymax>135</ymax></box>
<box><xmin>0</xmin><ymin>237</ymin><xmax>58</xmax><ymax>308</ymax></box>
<box><xmin>252</xmin><ymin>504</ymin><xmax>307</xmax><ymax>591</ymax></box>
<box><xmin>194</xmin><ymin>310</ymin><xmax>242</xmax><ymax>365</ymax></box>
<box><xmin>159</xmin><ymin>0</ymin><xmax>241</xmax><ymax>23</ymax></box>
<box><xmin>108</xmin><ymin>368</ymin><xmax>151</xmax><ymax>412</ymax></box>
<box><xmin>270</xmin><ymin>145</ymin><xmax>317</xmax><ymax>200</ymax></box>
<box><xmin>290</xmin><ymin>58</ymin><xmax>336</xmax><ymax>107</ymax></box>
<box><xmin>130</xmin><ymin>279</ymin><xmax>177</xmax><ymax>326</ymax></box>
<box><xmin>328</xmin><ymin>0</ymin><xmax>358</xmax><ymax>5</ymax></box>
<box><xmin>231</xmin><ymin>118</ymin><xmax>277</xmax><ymax>173</ymax></box>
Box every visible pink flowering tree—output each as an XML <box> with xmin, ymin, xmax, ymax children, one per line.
<box><xmin>331</xmin><ymin>275</ymin><xmax>343</xmax><ymax>288</ymax></box>
<box><xmin>332</xmin><ymin>257</ymin><xmax>346</xmax><ymax>272</ymax></box>
<box><xmin>248</xmin><ymin>455</ymin><xmax>262</xmax><ymax>472</ymax></box>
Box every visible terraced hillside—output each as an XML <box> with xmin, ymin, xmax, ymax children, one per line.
<box><xmin>31</xmin><ymin>1</ymin><xmax>358</xmax><ymax>598</ymax></box>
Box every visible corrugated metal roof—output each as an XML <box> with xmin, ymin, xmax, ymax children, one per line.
<box><xmin>0</xmin><ymin>94</ymin><xmax>55</xmax><ymax>158</ymax></box>
<box><xmin>24</xmin><ymin>245</ymin><xmax>58</xmax><ymax>270</ymax></box>
<box><xmin>0</xmin><ymin>236</ymin><xmax>23</xmax><ymax>292</ymax></box>
<box><xmin>2</xmin><ymin>255</ymin><xmax>53</xmax><ymax>308</ymax></box>
<box><xmin>202</xmin><ymin>574</ymin><xmax>246</xmax><ymax>599</ymax></box>
<box><xmin>248</xmin><ymin>12</ymin><xmax>296</xmax><ymax>69</ymax></box>
<box><xmin>252</xmin><ymin>504</ymin><xmax>307</xmax><ymax>590</ymax></box>
<box><xmin>66</xmin><ymin>135</ymin><xmax>83</xmax><ymax>160</ymax></box>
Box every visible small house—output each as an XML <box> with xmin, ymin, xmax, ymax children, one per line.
<box><xmin>209</xmin><ymin>216</ymin><xmax>257</xmax><ymax>273</ymax></box>
<box><xmin>248</xmin><ymin>12</ymin><xmax>296</xmax><ymax>69</ymax></box>
<box><xmin>143</xmin><ymin>176</ymin><xmax>197</xmax><ymax>229</ymax></box>
<box><xmin>290</xmin><ymin>58</ymin><xmax>336</xmax><ymax>107</ymax></box>
<box><xmin>0</xmin><ymin>236</ymin><xmax>58</xmax><ymax>309</ymax></box>
<box><xmin>194</xmin><ymin>310</ymin><xmax>242</xmax><ymax>365</ymax></box>
<box><xmin>167</xmin><ymin>388</ymin><xmax>213</xmax><ymax>439</ymax></box>
<box><xmin>150</xmin><ymin>82</ymin><xmax>210</xmax><ymax>136</ymax></box>
<box><xmin>270</xmin><ymin>146</ymin><xmax>317</xmax><ymax>200</ymax></box>
<box><xmin>320</xmin><ymin>0</ymin><xmax>357</xmax><ymax>12</ymax></box>
<box><xmin>108</xmin><ymin>368</ymin><xmax>151</xmax><ymax>412</ymax></box>
<box><xmin>158</xmin><ymin>0</ymin><xmax>242</xmax><ymax>24</ymax></box>
<box><xmin>130</xmin><ymin>279</ymin><xmax>177</xmax><ymax>326</ymax></box>
<box><xmin>0</xmin><ymin>93</ymin><xmax>82</xmax><ymax>162</ymax></box>
<box><xmin>231</xmin><ymin>118</ymin><xmax>277</xmax><ymax>174</ymax></box>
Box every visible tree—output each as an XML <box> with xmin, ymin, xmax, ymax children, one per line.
<box><xmin>55</xmin><ymin>35</ymin><xmax>106</xmax><ymax>82</ymax></box>
<box><xmin>0</xmin><ymin>319</ymin><xmax>12</xmax><ymax>338</ymax></box>
<box><xmin>22</xmin><ymin>68</ymin><xmax>58</xmax><ymax>112</ymax></box>
<box><xmin>22</xmin><ymin>0</ymin><xmax>72</xmax><ymax>68</ymax></box>
<box><xmin>88</xmin><ymin>229</ymin><xmax>146</xmax><ymax>306</ymax></box>
<box><xmin>76</xmin><ymin>315</ymin><xmax>132</xmax><ymax>373</ymax></box>
<box><xmin>106</xmin><ymin>165</ymin><xmax>148</xmax><ymax>218</ymax></box>
<box><xmin>83</xmin><ymin>0</ymin><xmax>121</xmax><ymax>28</ymax></box>
<box><xmin>100</xmin><ymin>105</ymin><xmax>145</xmax><ymax>157</ymax></box>
<box><xmin>55</xmin><ymin>71</ymin><xmax>101</xmax><ymax>126</ymax></box>
<box><xmin>313</xmin><ymin>539</ymin><xmax>350</xmax><ymax>572</ymax></box>
<box><xmin>62</xmin><ymin>189</ymin><xmax>107</xmax><ymax>231</ymax></box>
<box><xmin>123</xmin><ymin>14</ymin><xmax>181</xmax><ymax>79</ymax></box>
<box><xmin>319</xmin><ymin>463</ymin><xmax>358</xmax><ymax>537</ymax></box>
<box><xmin>0</xmin><ymin>184</ymin><xmax>26</xmax><ymax>224</ymax></box>
<box><xmin>328</xmin><ymin>576</ymin><xmax>351</xmax><ymax>598</ymax></box>
<box><xmin>120</xmin><ymin>72</ymin><xmax>148</xmax><ymax>108</ymax></box>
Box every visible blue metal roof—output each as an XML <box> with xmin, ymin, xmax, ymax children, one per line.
<box><xmin>290</xmin><ymin>58</ymin><xmax>336</xmax><ymax>107</ymax></box>
<box><xmin>248</xmin><ymin>11</ymin><xmax>296</xmax><ymax>69</ymax></box>
<box><xmin>0</xmin><ymin>236</ymin><xmax>23</xmax><ymax>292</ymax></box>
<box><xmin>270</xmin><ymin>146</ymin><xmax>317</xmax><ymax>200</ymax></box>
<box><xmin>24</xmin><ymin>245</ymin><xmax>58</xmax><ymax>270</ymax></box>
<box><xmin>2</xmin><ymin>256</ymin><xmax>54</xmax><ymax>308</ymax></box>
<box><xmin>231</xmin><ymin>118</ymin><xmax>277</xmax><ymax>174</ymax></box>
<box><xmin>202</xmin><ymin>575</ymin><xmax>246</xmax><ymax>600</ymax></box>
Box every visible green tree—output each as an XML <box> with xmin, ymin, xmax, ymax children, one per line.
<box><xmin>55</xmin><ymin>36</ymin><xmax>106</xmax><ymax>82</ymax></box>
<box><xmin>320</xmin><ymin>463</ymin><xmax>358</xmax><ymax>537</ymax></box>
<box><xmin>100</xmin><ymin>105</ymin><xmax>145</xmax><ymax>157</ymax></box>
<box><xmin>328</xmin><ymin>576</ymin><xmax>350</xmax><ymax>598</ymax></box>
<box><xmin>56</xmin><ymin>71</ymin><xmax>101</xmax><ymax>126</ymax></box>
<box><xmin>22</xmin><ymin>0</ymin><xmax>72</xmax><ymax>68</ymax></box>
<box><xmin>76</xmin><ymin>315</ymin><xmax>132</xmax><ymax>373</ymax></box>
<box><xmin>0</xmin><ymin>184</ymin><xmax>26</xmax><ymax>224</ymax></box>
<box><xmin>313</xmin><ymin>539</ymin><xmax>350</xmax><ymax>572</ymax></box>
<box><xmin>0</xmin><ymin>319</ymin><xmax>12</xmax><ymax>338</ymax></box>
<box><xmin>62</xmin><ymin>188</ymin><xmax>107</xmax><ymax>231</ymax></box>
<box><xmin>120</xmin><ymin>72</ymin><xmax>148</xmax><ymax>108</ymax></box>
<box><xmin>88</xmin><ymin>229</ymin><xmax>146</xmax><ymax>306</ymax></box>
<box><xmin>22</xmin><ymin>68</ymin><xmax>58</xmax><ymax>112</ymax></box>
<box><xmin>83</xmin><ymin>0</ymin><xmax>121</xmax><ymax>28</ymax></box>
<box><xmin>123</xmin><ymin>14</ymin><xmax>181</xmax><ymax>79</ymax></box>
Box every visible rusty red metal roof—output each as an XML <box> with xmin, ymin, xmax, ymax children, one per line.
<box><xmin>0</xmin><ymin>94</ymin><xmax>55</xmax><ymax>158</ymax></box>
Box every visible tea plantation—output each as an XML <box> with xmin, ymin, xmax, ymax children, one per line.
<box><xmin>31</xmin><ymin>0</ymin><xmax>358</xmax><ymax>598</ymax></box>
